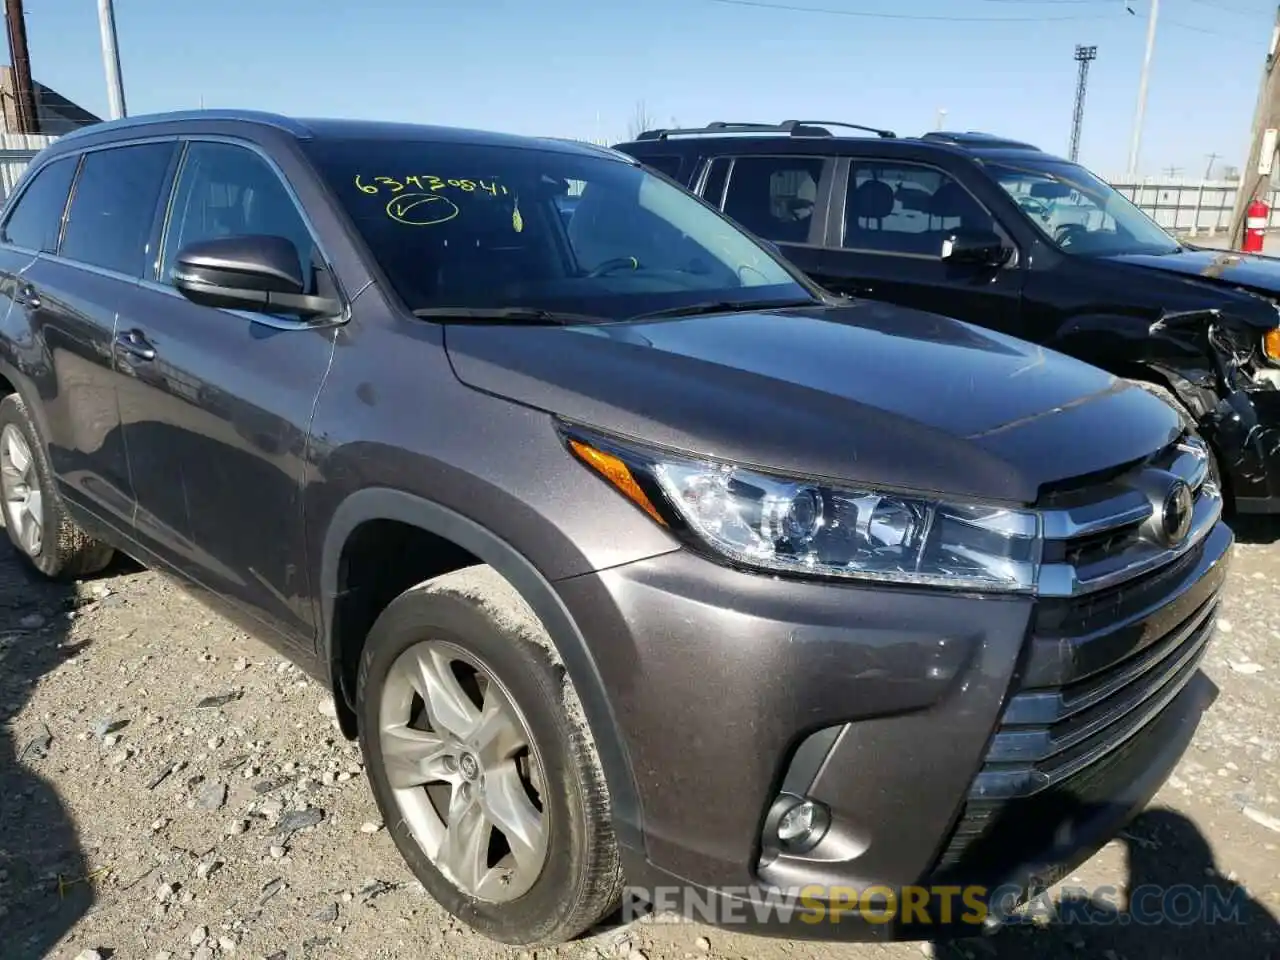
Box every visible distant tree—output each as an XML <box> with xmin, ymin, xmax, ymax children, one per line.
<box><xmin>627</xmin><ymin>101</ymin><xmax>658</xmax><ymax>139</ymax></box>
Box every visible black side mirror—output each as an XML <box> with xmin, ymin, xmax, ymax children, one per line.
<box><xmin>172</xmin><ymin>235</ymin><xmax>340</xmax><ymax>320</ymax></box>
<box><xmin>940</xmin><ymin>229</ymin><xmax>1013</xmax><ymax>268</ymax></box>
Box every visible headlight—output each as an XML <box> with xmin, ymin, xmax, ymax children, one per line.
<box><xmin>564</xmin><ymin>428</ymin><xmax>1041</xmax><ymax>593</ymax></box>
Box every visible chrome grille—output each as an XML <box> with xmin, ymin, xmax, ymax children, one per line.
<box><xmin>1037</xmin><ymin>435</ymin><xmax>1220</xmax><ymax>598</ymax></box>
<box><xmin>933</xmin><ymin>432</ymin><xmax>1228</xmax><ymax>876</ymax></box>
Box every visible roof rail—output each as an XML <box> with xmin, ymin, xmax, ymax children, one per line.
<box><xmin>920</xmin><ymin>130</ymin><xmax>1041</xmax><ymax>151</ymax></box>
<box><xmin>783</xmin><ymin>119</ymin><xmax>897</xmax><ymax>139</ymax></box>
<box><xmin>56</xmin><ymin>109</ymin><xmax>314</xmax><ymax>144</ymax></box>
<box><xmin>633</xmin><ymin>119</ymin><xmax>897</xmax><ymax>141</ymax></box>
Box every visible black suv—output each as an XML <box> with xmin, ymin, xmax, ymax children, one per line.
<box><xmin>0</xmin><ymin>112</ymin><xmax>1227</xmax><ymax>946</ymax></box>
<box><xmin>614</xmin><ymin>121</ymin><xmax>1280</xmax><ymax>517</ymax></box>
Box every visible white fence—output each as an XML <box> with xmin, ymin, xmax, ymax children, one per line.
<box><xmin>0</xmin><ymin>132</ymin><xmax>1269</xmax><ymax>240</ymax></box>
<box><xmin>0</xmin><ymin>133</ymin><xmax>57</xmax><ymax>200</ymax></box>
<box><xmin>1107</xmin><ymin>176</ymin><xmax>1277</xmax><ymax>237</ymax></box>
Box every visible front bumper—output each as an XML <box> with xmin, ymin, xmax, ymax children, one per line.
<box><xmin>554</xmin><ymin>520</ymin><xmax>1231</xmax><ymax>941</ymax></box>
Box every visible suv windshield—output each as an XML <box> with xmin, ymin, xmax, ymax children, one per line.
<box><xmin>987</xmin><ymin>158</ymin><xmax>1181</xmax><ymax>257</ymax></box>
<box><xmin>301</xmin><ymin>138</ymin><xmax>812</xmax><ymax>320</ymax></box>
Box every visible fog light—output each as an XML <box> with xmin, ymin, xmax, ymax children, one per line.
<box><xmin>772</xmin><ymin>796</ymin><xmax>830</xmax><ymax>853</ymax></box>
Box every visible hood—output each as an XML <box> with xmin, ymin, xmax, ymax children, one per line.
<box><xmin>444</xmin><ymin>302</ymin><xmax>1182</xmax><ymax>504</ymax></box>
<box><xmin>1103</xmin><ymin>248</ymin><xmax>1280</xmax><ymax>325</ymax></box>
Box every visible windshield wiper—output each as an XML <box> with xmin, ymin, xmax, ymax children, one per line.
<box><xmin>411</xmin><ymin>307</ymin><xmax>606</xmax><ymax>325</ymax></box>
<box><xmin>628</xmin><ymin>298</ymin><xmax>819</xmax><ymax>321</ymax></box>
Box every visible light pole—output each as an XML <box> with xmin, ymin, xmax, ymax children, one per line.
<box><xmin>1070</xmin><ymin>45</ymin><xmax>1097</xmax><ymax>162</ymax></box>
<box><xmin>1127</xmin><ymin>0</ymin><xmax>1159</xmax><ymax>177</ymax></box>
<box><xmin>97</xmin><ymin>0</ymin><xmax>126</xmax><ymax>119</ymax></box>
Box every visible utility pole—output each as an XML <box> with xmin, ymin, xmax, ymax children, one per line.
<box><xmin>1069</xmin><ymin>45</ymin><xmax>1097</xmax><ymax>162</ymax></box>
<box><xmin>4</xmin><ymin>0</ymin><xmax>38</xmax><ymax>134</ymax></box>
<box><xmin>1205</xmin><ymin>152</ymin><xmax>1220</xmax><ymax>179</ymax></box>
<box><xmin>935</xmin><ymin>107</ymin><xmax>948</xmax><ymax>131</ymax></box>
<box><xmin>1127</xmin><ymin>0</ymin><xmax>1159</xmax><ymax>177</ymax></box>
<box><xmin>97</xmin><ymin>0</ymin><xmax>126</xmax><ymax>120</ymax></box>
<box><xmin>1163</xmin><ymin>165</ymin><xmax>1182</xmax><ymax>178</ymax></box>
<box><xmin>1228</xmin><ymin>5</ymin><xmax>1280</xmax><ymax>249</ymax></box>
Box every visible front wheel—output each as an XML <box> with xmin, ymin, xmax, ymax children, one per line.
<box><xmin>356</xmin><ymin>565</ymin><xmax>623</xmax><ymax>945</ymax></box>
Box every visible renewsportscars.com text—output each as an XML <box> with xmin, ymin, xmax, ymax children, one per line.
<box><xmin>616</xmin><ymin>883</ymin><xmax>1252</xmax><ymax>928</ymax></box>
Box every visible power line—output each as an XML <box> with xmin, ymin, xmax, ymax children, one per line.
<box><xmin>1164</xmin><ymin>16</ymin><xmax>1268</xmax><ymax>37</ymax></box>
<box><xmin>706</xmin><ymin>0</ymin><xmax>1125</xmax><ymax>21</ymax></box>
<box><xmin>1184</xmin><ymin>0</ymin><xmax>1276</xmax><ymax>15</ymax></box>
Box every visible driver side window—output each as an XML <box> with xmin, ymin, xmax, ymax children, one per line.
<box><xmin>160</xmin><ymin>141</ymin><xmax>319</xmax><ymax>295</ymax></box>
<box><xmin>841</xmin><ymin>161</ymin><xmax>995</xmax><ymax>258</ymax></box>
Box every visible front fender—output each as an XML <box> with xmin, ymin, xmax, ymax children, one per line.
<box><xmin>317</xmin><ymin>487</ymin><xmax>645</xmax><ymax>850</ymax></box>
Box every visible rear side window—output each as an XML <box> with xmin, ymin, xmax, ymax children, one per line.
<box><xmin>699</xmin><ymin>157</ymin><xmax>731</xmax><ymax>207</ymax></box>
<box><xmin>721</xmin><ymin>156</ymin><xmax>826</xmax><ymax>244</ymax></box>
<box><xmin>1</xmin><ymin>156</ymin><xmax>77</xmax><ymax>252</ymax></box>
<box><xmin>61</xmin><ymin>142</ymin><xmax>175</xmax><ymax>277</ymax></box>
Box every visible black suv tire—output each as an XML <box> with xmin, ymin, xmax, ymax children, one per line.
<box><xmin>0</xmin><ymin>393</ymin><xmax>115</xmax><ymax>579</ymax></box>
<box><xmin>356</xmin><ymin>565</ymin><xmax>624</xmax><ymax>945</ymax></box>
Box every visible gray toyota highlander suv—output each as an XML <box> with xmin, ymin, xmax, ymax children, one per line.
<box><xmin>0</xmin><ymin>111</ymin><xmax>1227</xmax><ymax>946</ymax></box>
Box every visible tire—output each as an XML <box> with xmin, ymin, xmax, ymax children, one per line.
<box><xmin>356</xmin><ymin>565</ymin><xmax>623</xmax><ymax>946</ymax></box>
<box><xmin>0</xmin><ymin>393</ymin><xmax>115</xmax><ymax>579</ymax></box>
<box><xmin>1123</xmin><ymin>379</ymin><xmax>1225</xmax><ymax>491</ymax></box>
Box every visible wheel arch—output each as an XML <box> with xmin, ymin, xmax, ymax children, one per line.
<box><xmin>318</xmin><ymin>486</ymin><xmax>643</xmax><ymax>847</ymax></box>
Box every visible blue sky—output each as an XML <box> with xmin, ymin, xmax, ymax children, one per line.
<box><xmin>14</xmin><ymin>0</ymin><xmax>1275</xmax><ymax>178</ymax></box>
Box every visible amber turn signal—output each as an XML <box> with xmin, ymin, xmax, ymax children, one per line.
<box><xmin>567</xmin><ymin>439</ymin><xmax>668</xmax><ymax>527</ymax></box>
<box><xmin>1265</xmin><ymin>327</ymin><xmax>1280</xmax><ymax>361</ymax></box>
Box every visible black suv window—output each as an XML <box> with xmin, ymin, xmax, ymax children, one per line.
<box><xmin>699</xmin><ymin>157</ymin><xmax>731</xmax><ymax>208</ymax></box>
<box><xmin>842</xmin><ymin>161</ymin><xmax>994</xmax><ymax>258</ymax></box>
<box><xmin>987</xmin><ymin>159</ymin><xmax>1180</xmax><ymax>256</ymax></box>
<box><xmin>61</xmin><ymin>143</ymin><xmax>175</xmax><ymax>276</ymax></box>
<box><xmin>160</xmin><ymin>142</ymin><xmax>319</xmax><ymax>293</ymax></box>
<box><xmin>720</xmin><ymin>156</ymin><xmax>825</xmax><ymax>245</ymax></box>
<box><xmin>1</xmin><ymin>156</ymin><xmax>77</xmax><ymax>253</ymax></box>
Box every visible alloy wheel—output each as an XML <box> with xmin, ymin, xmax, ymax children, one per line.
<box><xmin>0</xmin><ymin>423</ymin><xmax>42</xmax><ymax>557</ymax></box>
<box><xmin>377</xmin><ymin>639</ymin><xmax>549</xmax><ymax>902</ymax></box>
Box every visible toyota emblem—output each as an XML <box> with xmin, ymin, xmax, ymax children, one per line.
<box><xmin>1158</xmin><ymin>479</ymin><xmax>1194</xmax><ymax>547</ymax></box>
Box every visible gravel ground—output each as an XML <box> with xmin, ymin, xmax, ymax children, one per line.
<box><xmin>2</xmin><ymin>523</ymin><xmax>1279</xmax><ymax>960</ymax></box>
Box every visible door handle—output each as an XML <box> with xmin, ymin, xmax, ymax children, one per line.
<box><xmin>114</xmin><ymin>329</ymin><xmax>156</xmax><ymax>361</ymax></box>
<box><xmin>14</xmin><ymin>283</ymin><xmax>41</xmax><ymax>310</ymax></box>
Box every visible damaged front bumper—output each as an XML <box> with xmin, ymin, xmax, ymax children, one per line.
<box><xmin>1152</xmin><ymin>307</ymin><xmax>1280</xmax><ymax>514</ymax></box>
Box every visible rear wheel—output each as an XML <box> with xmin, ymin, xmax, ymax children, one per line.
<box><xmin>356</xmin><ymin>565</ymin><xmax>623</xmax><ymax>945</ymax></box>
<box><xmin>0</xmin><ymin>393</ymin><xmax>114</xmax><ymax>579</ymax></box>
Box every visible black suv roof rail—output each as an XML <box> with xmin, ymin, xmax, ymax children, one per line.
<box><xmin>633</xmin><ymin>119</ymin><xmax>898</xmax><ymax>141</ymax></box>
<box><xmin>919</xmin><ymin>130</ymin><xmax>1042</xmax><ymax>151</ymax></box>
